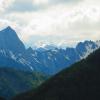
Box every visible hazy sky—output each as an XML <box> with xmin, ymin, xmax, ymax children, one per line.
<box><xmin>0</xmin><ymin>0</ymin><xmax>100</xmax><ymax>47</ymax></box>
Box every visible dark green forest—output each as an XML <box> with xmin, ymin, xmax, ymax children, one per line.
<box><xmin>12</xmin><ymin>48</ymin><xmax>100</xmax><ymax>100</ymax></box>
<box><xmin>0</xmin><ymin>68</ymin><xmax>47</xmax><ymax>100</ymax></box>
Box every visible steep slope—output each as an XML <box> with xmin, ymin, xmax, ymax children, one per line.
<box><xmin>12</xmin><ymin>48</ymin><xmax>100</xmax><ymax>100</ymax></box>
<box><xmin>0</xmin><ymin>26</ymin><xmax>25</xmax><ymax>53</ymax></box>
<box><xmin>76</xmin><ymin>40</ymin><xmax>98</xmax><ymax>58</ymax></box>
<box><xmin>0</xmin><ymin>26</ymin><xmax>33</xmax><ymax>71</ymax></box>
<box><xmin>23</xmin><ymin>40</ymin><xmax>99</xmax><ymax>74</ymax></box>
<box><xmin>0</xmin><ymin>53</ymin><xmax>31</xmax><ymax>71</ymax></box>
<box><xmin>0</xmin><ymin>67</ymin><xmax>47</xmax><ymax>100</ymax></box>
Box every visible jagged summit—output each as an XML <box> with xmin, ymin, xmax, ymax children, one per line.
<box><xmin>27</xmin><ymin>47</ymin><xmax>34</xmax><ymax>53</ymax></box>
<box><xmin>4</xmin><ymin>26</ymin><xmax>13</xmax><ymax>30</ymax></box>
<box><xmin>1</xmin><ymin>26</ymin><xmax>15</xmax><ymax>33</ymax></box>
<box><xmin>0</xmin><ymin>26</ymin><xmax>25</xmax><ymax>53</ymax></box>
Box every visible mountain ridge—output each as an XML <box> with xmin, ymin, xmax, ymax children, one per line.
<box><xmin>0</xmin><ymin>26</ymin><xmax>99</xmax><ymax>75</ymax></box>
<box><xmin>0</xmin><ymin>26</ymin><xmax>25</xmax><ymax>54</ymax></box>
<box><xmin>12</xmin><ymin>48</ymin><xmax>100</xmax><ymax>100</ymax></box>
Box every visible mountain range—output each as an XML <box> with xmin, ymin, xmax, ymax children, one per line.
<box><xmin>12</xmin><ymin>47</ymin><xmax>100</xmax><ymax>100</ymax></box>
<box><xmin>0</xmin><ymin>27</ymin><xmax>48</xmax><ymax>99</ymax></box>
<box><xmin>0</xmin><ymin>26</ymin><xmax>100</xmax><ymax>100</ymax></box>
<box><xmin>0</xmin><ymin>26</ymin><xmax>100</xmax><ymax>75</ymax></box>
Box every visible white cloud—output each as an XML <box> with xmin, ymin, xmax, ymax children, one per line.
<box><xmin>33</xmin><ymin>0</ymin><xmax>82</xmax><ymax>6</ymax></box>
<box><xmin>33</xmin><ymin>0</ymin><xmax>49</xmax><ymax>6</ymax></box>
<box><xmin>0</xmin><ymin>0</ymin><xmax>100</xmax><ymax>47</ymax></box>
<box><xmin>0</xmin><ymin>0</ymin><xmax>14</xmax><ymax>12</ymax></box>
<box><xmin>3</xmin><ymin>0</ymin><xmax>82</xmax><ymax>12</ymax></box>
<box><xmin>19</xmin><ymin>3</ymin><xmax>100</xmax><ymax>44</ymax></box>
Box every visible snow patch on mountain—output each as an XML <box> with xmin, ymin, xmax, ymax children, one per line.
<box><xmin>0</xmin><ymin>26</ymin><xmax>100</xmax><ymax>75</ymax></box>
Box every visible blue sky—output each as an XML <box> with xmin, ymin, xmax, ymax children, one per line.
<box><xmin>0</xmin><ymin>0</ymin><xmax>100</xmax><ymax>47</ymax></box>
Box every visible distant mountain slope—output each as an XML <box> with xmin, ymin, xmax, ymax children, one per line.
<box><xmin>12</xmin><ymin>48</ymin><xmax>100</xmax><ymax>100</ymax></box>
<box><xmin>0</xmin><ymin>26</ymin><xmax>33</xmax><ymax>71</ymax></box>
<box><xmin>0</xmin><ymin>26</ymin><xmax>99</xmax><ymax>75</ymax></box>
<box><xmin>0</xmin><ymin>26</ymin><xmax>25</xmax><ymax>53</ymax></box>
<box><xmin>0</xmin><ymin>67</ymin><xmax>47</xmax><ymax>100</ymax></box>
<box><xmin>23</xmin><ymin>40</ymin><xmax>99</xmax><ymax>74</ymax></box>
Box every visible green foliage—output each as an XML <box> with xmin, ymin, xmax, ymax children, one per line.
<box><xmin>12</xmin><ymin>48</ymin><xmax>100</xmax><ymax>100</ymax></box>
<box><xmin>0</xmin><ymin>68</ymin><xmax>47</xmax><ymax>100</ymax></box>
